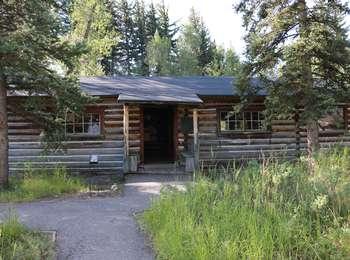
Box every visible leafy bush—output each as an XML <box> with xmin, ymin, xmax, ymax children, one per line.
<box><xmin>142</xmin><ymin>148</ymin><xmax>350</xmax><ymax>259</ymax></box>
<box><xmin>0</xmin><ymin>166</ymin><xmax>87</xmax><ymax>202</ymax></box>
<box><xmin>0</xmin><ymin>214</ymin><xmax>55</xmax><ymax>260</ymax></box>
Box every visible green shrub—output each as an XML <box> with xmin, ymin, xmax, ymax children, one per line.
<box><xmin>0</xmin><ymin>166</ymin><xmax>87</xmax><ymax>202</ymax></box>
<box><xmin>142</xmin><ymin>148</ymin><xmax>350</xmax><ymax>259</ymax></box>
<box><xmin>0</xmin><ymin>214</ymin><xmax>55</xmax><ymax>260</ymax></box>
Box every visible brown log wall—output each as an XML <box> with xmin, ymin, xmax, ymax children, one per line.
<box><xmin>176</xmin><ymin>99</ymin><xmax>350</xmax><ymax>167</ymax></box>
<box><xmin>7</xmin><ymin>96</ymin><xmax>350</xmax><ymax>174</ymax></box>
<box><xmin>8</xmin><ymin>97</ymin><xmax>124</xmax><ymax>175</ymax></box>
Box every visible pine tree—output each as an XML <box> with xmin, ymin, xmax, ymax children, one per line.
<box><xmin>146</xmin><ymin>31</ymin><xmax>172</xmax><ymax>76</ymax></box>
<box><xmin>205</xmin><ymin>45</ymin><xmax>226</xmax><ymax>76</ymax></box>
<box><xmin>224</xmin><ymin>48</ymin><xmax>241</xmax><ymax>76</ymax></box>
<box><xmin>145</xmin><ymin>3</ymin><xmax>158</xmax><ymax>43</ymax></box>
<box><xmin>133</xmin><ymin>0</ymin><xmax>148</xmax><ymax>75</ymax></box>
<box><xmin>103</xmin><ymin>0</ymin><xmax>136</xmax><ymax>75</ymax></box>
<box><xmin>157</xmin><ymin>2</ymin><xmax>178</xmax><ymax>51</ymax></box>
<box><xmin>178</xmin><ymin>8</ymin><xmax>214</xmax><ymax>75</ymax></box>
<box><xmin>0</xmin><ymin>0</ymin><xmax>88</xmax><ymax>187</ymax></box>
<box><xmin>236</xmin><ymin>0</ymin><xmax>350</xmax><ymax>167</ymax></box>
<box><xmin>68</xmin><ymin>0</ymin><xmax>117</xmax><ymax>76</ymax></box>
<box><xmin>206</xmin><ymin>46</ymin><xmax>241</xmax><ymax>76</ymax></box>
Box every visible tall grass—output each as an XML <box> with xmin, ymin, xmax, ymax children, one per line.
<box><xmin>0</xmin><ymin>214</ymin><xmax>55</xmax><ymax>260</ymax></box>
<box><xmin>142</xmin><ymin>148</ymin><xmax>350</xmax><ymax>259</ymax></box>
<box><xmin>0</xmin><ymin>166</ymin><xmax>87</xmax><ymax>203</ymax></box>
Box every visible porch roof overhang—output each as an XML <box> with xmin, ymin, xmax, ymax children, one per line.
<box><xmin>117</xmin><ymin>93</ymin><xmax>203</xmax><ymax>105</ymax></box>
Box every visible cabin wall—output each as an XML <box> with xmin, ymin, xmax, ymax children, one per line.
<box><xmin>8</xmin><ymin>96</ymin><xmax>350</xmax><ymax>175</ymax></box>
<box><xmin>176</xmin><ymin>98</ymin><xmax>350</xmax><ymax>168</ymax></box>
<box><xmin>298</xmin><ymin>105</ymin><xmax>350</xmax><ymax>151</ymax></box>
<box><xmin>8</xmin><ymin>97</ymin><xmax>124</xmax><ymax>175</ymax></box>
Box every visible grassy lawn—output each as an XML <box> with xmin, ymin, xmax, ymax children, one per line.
<box><xmin>0</xmin><ymin>215</ymin><xmax>55</xmax><ymax>259</ymax></box>
<box><xmin>0</xmin><ymin>167</ymin><xmax>88</xmax><ymax>203</ymax></box>
<box><xmin>142</xmin><ymin>148</ymin><xmax>350</xmax><ymax>259</ymax></box>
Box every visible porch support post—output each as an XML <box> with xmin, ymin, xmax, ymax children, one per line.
<box><xmin>123</xmin><ymin>104</ymin><xmax>129</xmax><ymax>173</ymax></box>
<box><xmin>193</xmin><ymin>108</ymin><xmax>199</xmax><ymax>170</ymax></box>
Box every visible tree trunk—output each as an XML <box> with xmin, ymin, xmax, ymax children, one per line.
<box><xmin>0</xmin><ymin>75</ymin><xmax>9</xmax><ymax>188</ymax></box>
<box><xmin>306</xmin><ymin>119</ymin><xmax>319</xmax><ymax>173</ymax></box>
<box><xmin>298</xmin><ymin>0</ymin><xmax>319</xmax><ymax>173</ymax></box>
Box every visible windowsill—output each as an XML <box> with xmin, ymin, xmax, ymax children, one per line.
<box><xmin>66</xmin><ymin>134</ymin><xmax>104</xmax><ymax>140</ymax></box>
<box><xmin>219</xmin><ymin>130</ymin><xmax>271</xmax><ymax>135</ymax></box>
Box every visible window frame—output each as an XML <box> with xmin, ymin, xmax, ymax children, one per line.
<box><xmin>217</xmin><ymin>109</ymin><xmax>269</xmax><ymax>134</ymax></box>
<box><xmin>65</xmin><ymin>108</ymin><xmax>104</xmax><ymax>137</ymax></box>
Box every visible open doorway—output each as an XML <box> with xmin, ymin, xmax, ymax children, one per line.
<box><xmin>143</xmin><ymin>106</ymin><xmax>174</xmax><ymax>163</ymax></box>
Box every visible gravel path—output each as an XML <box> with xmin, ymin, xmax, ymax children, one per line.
<box><xmin>0</xmin><ymin>174</ymin><xmax>189</xmax><ymax>260</ymax></box>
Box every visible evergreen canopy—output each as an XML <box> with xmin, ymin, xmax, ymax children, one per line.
<box><xmin>236</xmin><ymin>0</ymin><xmax>350</xmax><ymax>155</ymax></box>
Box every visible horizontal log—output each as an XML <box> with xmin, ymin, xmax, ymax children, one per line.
<box><xmin>10</xmin><ymin>167</ymin><xmax>123</xmax><ymax>174</ymax></box>
<box><xmin>200</xmin><ymin>149</ymin><xmax>297</xmax><ymax>160</ymax></box>
<box><xmin>200</xmin><ymin>137</ymin><xmax>296</xmax><ymax>146</ymax></box>
<box><xmin>299</xmin><ymin>136</ymin><xmax>350</xmax><ymax>142</ymax></box>
<box><xmin>200</xmin><ymin>143</ymin><xmax>296</xmax><ymax>152</ymax></box>
<box><xmin>9</xmin><ymin>136</ymin><xmax>40</xmax><ymax>142</ymax></box>
<box><xmin>9</xmin><ymin>161</ymin><xmax>123</xmax><ymax>169</ymax></box>
<box><xmin>8</xmin><ymin>129</ymin><xmax>42</xmax><ymax>135</ymax></box>
<box><xmin>271</xmin><ymin>125</ymin><xmax>295</xmax><ymax>131</ymax></box>
<box><xmin>9</xmin><ymin>140</ymin><xmax>123</xmax><ymax>149</ymax></box>
<box><xmin>9</xmin><ymin>154</ymin><xmax>123</xmax><ymax>163</ymax></box>
<box><xmin>271</xmin><ymin>120</ymin><xmax>295</xmax><ymax>125</ymax></box>
<box><xmin>9</xmin><ymin>147</ymin><xmax>123</xmax><ymax>156</ymax></box>
<box><xmin>271</xmin><ymin>132</ymin><xmax>296</xmax><ymax>138</ymax></box>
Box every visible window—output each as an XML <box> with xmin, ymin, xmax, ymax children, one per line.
<box><xmin>220</xmin><ymin>111</ymin><xmax>266</xmax><ymax>132</ymax></box>
<box><xmin>66</xmin><ymin>113</ymin><xmax>101</xmax><ymax>135</ymax></box>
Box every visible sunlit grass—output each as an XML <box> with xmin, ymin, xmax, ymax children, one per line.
<box><xmin>142</xmin><ymin>148</ymin><xmax>350</xmax><ymax>259</ymax></box>
<box><xmin>0</xmin><ymin>166</ymin><xmax>87</xmax><ymax>203</ymax></box>
<box><xmin>0</xmin><ymin>214</ymin><xmax>55</xmax><ymax>259</ymax></box>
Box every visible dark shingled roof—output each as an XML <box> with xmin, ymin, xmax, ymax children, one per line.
<box><xmin>79</xmin><ymin>76</ymin><xmax>262</xmax><ymax>104</ymax></box>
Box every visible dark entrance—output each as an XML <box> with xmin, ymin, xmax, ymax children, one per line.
<box><xmin>143</xmin><ymin>106</ymin><xmax>174</xmax><ymax>163</ymax></box>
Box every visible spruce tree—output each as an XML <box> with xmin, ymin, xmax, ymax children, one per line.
<box><xmin>236</xmin><ymin>0</ymin><xmax>350</xmax><ymax>167</ymax></box>
<box><xmin>103</xmin><ymin>0</ymin><xmax>136</xmax><ymax>75</ymax></box>
<box><xmin>0</xmin><ymin>0</ymin><xmax>88</xmax><ymax>187</ymax></box>
<box><xmin>133</xmin><ymin>0</ymin><xmax>148</xmax><ymax>75</ymax></box>
<box><xmin>205</xmin><ymin>45</ymin><xmax>226</xmax><ymax>76</ymax></box>
<box><xmin>146</xmin><ymin>31</ymin><xmax>172</xmax><ymax>76</ymax></box>
<box><xmin>178</xmin><ymin>8</ymin><xmax>214</xmax><ymax>75</ymax></box>
<box><xmin>145</xmin><ymin>3</ymin><xmax>158</xmax><ymax>43</ymax></box>
<box><xmin>157</xmin><ymin>2</ymin><xmax>178</xmax><ymax>51</ymax></box>
<box><xmin>206</xmin><ymin>46</ymin><xmax>241</xmax><ymax>76</ymax></box>
<box><xmin>224</xmin><ymin>48</ymin><xmax>241</xmax><ymax>76</ymax></box>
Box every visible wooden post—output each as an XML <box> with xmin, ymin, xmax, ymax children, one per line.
<box><xmin>193</xmin><ymin>108</ymin><xmax>199</xmax><ymax>170</ymax></box>
<box><xmin>0</xmin><ymin>74</ymin><xmax>9</xmax><ymax>187</ymax></box>
<box><xmin>123</xmin><ymin>104</ymin><xmax>129</xmax><ymax>173</ymax></box>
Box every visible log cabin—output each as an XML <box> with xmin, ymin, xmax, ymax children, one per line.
<box><xmin>8</xmin><ymin>76</ymin><xmax>350</xmax><ymax>176</ymax></box>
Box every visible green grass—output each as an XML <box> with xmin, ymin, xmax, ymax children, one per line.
<box><xmin>0</xmin><ymin>214</ymin><xmax>55</xmax><ymax>260</ymax></box>
<box><xmin>0</xmin><ymin>166</ymin><xmax>88</xmax><ymax>203</ymax></box>
<box><xmin>142</xmin><ymin>148</ymin><xmax>350</xmax><ymax>259</ymax></box>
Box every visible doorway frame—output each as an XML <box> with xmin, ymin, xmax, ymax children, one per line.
<box><xmin>140</xmin><ymin>104</ymin><xmax>178</xmax><ymax>164</ymax></box>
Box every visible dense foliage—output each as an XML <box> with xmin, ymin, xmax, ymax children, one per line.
<box><xmin>142</xmin><ymin>148</ymin><xmax>350</xmax><ymax>259</ymax></box>
<box><xmin>235</xmin><ymin>0</ymin><xmax>350</xmax><ymax>156</ymax></box>
<box><xmin>0</xmin><ymin>215</ymin><xmax>55</xmax><ymax>259</ymax></box>
<box><xmin>0</xmin><ymin>0</ymin><xmax>90</xmax><ymax>186</ymax></box>
<box><xmin>96</xmin><ymin>0</ymin><xmax>240</xmax><ymax>76</ymax></box>
<box><xmin>68</xmin><ymin>0</ymin><xmax>117</xmax><ymax>76</ymax></box>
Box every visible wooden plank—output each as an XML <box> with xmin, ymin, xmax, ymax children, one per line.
<box><xmin>173</xmin><ymin>106</ymin><xmax>178</xmax><ymax>161</ymax></box>
<box><xmin>9</xmin><ymin>147</ymin><xmax>123</xmax><ymax>156</ymax></box>
<box><xmin>193</xmin><ymin>108</ymin><xmax>199</xmax><ymax>168</ymax></box>
<box><xmin>140</xmin><ymin>106</ymin><xmax>144</xmax><ymax>162</ymax></box>
<box><xmin>9</xmin><ymin>154</ymin><xmax>123</xmax><ymax>162</ymax></box>
<box><xmin>123</xmin><ymin>104</ymin><xmax>129</xmax><ymax>172</ymax></box>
